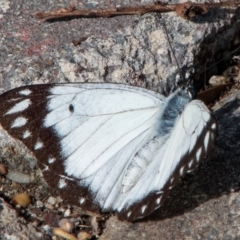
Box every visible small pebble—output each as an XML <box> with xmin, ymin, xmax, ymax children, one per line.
<box><xmin>6</xmin><ymin>170</ymin><xmax>36</xmax><ymax>184</ymax></box>
<box><xmin>47</xmin><ymin>196</ymin><xmax>57</xmax><ymax>205</ymax></box>
<box><xmin>53</xmin><ymin>228</ymin><xmax>78</xmax><ymax>240</ymax></box>
<box><xmin>12</xmin><ymin>193</ymin><xmax>31</xmax><ymax>208</ymax></box>
<box><xmin>56</xmin><ymin>196</ymin><xmax>63</xmax><ymax>203</ymax></box>
<box><xmin>59</xmin><ymin>218</ymin><xmax>74</xmax><ymax>233</ymax></box>
<box><xmin>64</xmin><ymin>208</ymin><xmax>71</xmax><ymax>217</ymax></box>
<box><xmin>36</xmin><ymin>200</ymin><xmax>43</xmax><ymax>207</ymax></box>
<box><xmin>58</xmin><ymin>207</ymin><xmax>65</xmax><ymax>212</ymax></box>
<box><xmin>77</xmin><ymin>231</ymin><xmax>91</xmax><ymax>240</ymax></box>
<box><xmin>45</xmin><ymin>203</ymin><xmax>54</xmax><ymax>210</ymax></box>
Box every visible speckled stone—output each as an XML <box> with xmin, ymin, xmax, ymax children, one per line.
<box><xmin>0</xmin><ymin>0</ymin><xmax>240</xmax><ymax>239</ymax></box>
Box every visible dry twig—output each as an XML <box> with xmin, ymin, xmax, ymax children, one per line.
<box><xmin>35</xmin><ymin>1</ymin><xmax>239</xmax><ymax>21</ymax></box>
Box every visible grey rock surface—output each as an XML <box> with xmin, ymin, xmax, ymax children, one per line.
<box><xmin>0</xmin><ymin>198</ymin><xmax>50</xmax><ymax>240</ymax></box>
<box><xmin>0</xmin><ymin>0</ymin><xmax>240</xmax><ymax>239</ymax></box>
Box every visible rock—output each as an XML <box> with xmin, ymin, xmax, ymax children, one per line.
<box><xmin>47</xmin><ymin>196</ymin><xmax>57</xmax><ymax>205</ymax></box>
<box><xmin>0</xmin><ymin>198</ymin><xmax>50</xmax><ymax>239</ymax></box>
<box><xmin>0</xmin><ymin>0</ymin><xmax>240</xmax><ymax>239</ymax></box>
<box><xmin>64</xmin><ymin>208</ymin><xmax>71</xmax><ymax>217</ymax></box>
<box><xmin>12</xmin><ymin>193</ymin><xmax>31</xmax><ymax>208</ymax></box>
<box><xmin>59</xmin><ymin>218</ymin><xmax>74</xmax><ymax>233</ymax></box>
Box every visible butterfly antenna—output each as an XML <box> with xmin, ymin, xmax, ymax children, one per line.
<box><xmin>161</xmin><ymin>15</ymin><xmax>186</xmax><ymax>88</ymax></box>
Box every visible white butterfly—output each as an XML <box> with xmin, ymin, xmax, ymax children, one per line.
<box><xmin>0</xmin><ymin>83</ymin><xmax>216</xmax><ymax>220</ymax></box>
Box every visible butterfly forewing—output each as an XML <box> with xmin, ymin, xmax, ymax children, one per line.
<box><xmin>0</xmin><ymin>83</ymin><xmax>172</xmax><ymax>216</ymax></box>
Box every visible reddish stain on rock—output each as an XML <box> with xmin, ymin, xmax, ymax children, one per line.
<box><xmin>27</xmin><ymin>43</ymin><xmax>42</xmax><ymax>56</ymax></box>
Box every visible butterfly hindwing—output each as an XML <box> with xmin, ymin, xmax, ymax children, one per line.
<box><xmin>116</xmin><ymin>100</ymin><xmax>216</xmax><ymax>220</ymax></box>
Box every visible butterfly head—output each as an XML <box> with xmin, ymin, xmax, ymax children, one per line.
<box><xmin>183</xmin><ymin>84</ymin><xmax>196</xmax><ymax>100</ymax></box>
<box><xmin>174</xmin><ymin>68</ymin><xmax>196</xmax><ymax>100</ymax></box>
<box><xmin>174</xmin><ymin>79</ymin><xmax>196</xmax><ymax>101</ymax></box>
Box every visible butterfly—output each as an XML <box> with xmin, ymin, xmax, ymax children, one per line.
<box><xmin>0</xmin><ymin>82</ymin><xmax>216</xmax><ymax>221</ymax></box>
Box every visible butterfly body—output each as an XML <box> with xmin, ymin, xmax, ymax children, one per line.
<box><xmin>0</xmin><ymin>83</ymin><xmax>216</xmax><ymax>221</ymax></box>
<box><xmin>121</xmin><ymin>88</ymin><xmax>193</xmax><ymax>193</ymax></box>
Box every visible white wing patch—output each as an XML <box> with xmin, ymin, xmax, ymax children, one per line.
<box><xmin>34</xmin><ymin>140</ymin><xmax>44</xmax><ymax>150</ymax></box>
<box><xmin>156</xmin><ymin>196</ymin><xmax>162</xmax><ymax>204</ymax></box>
<box><xmin>5</xmin><ymin>99</ymin><xmax>31</xmax><ymax>115</ymax></box>
<box><xmin>11</xmin><ymin>116</ymin><xmax>27</xmax><ymax>128</ymax></box>
<box><xmin>19</xmin><ymin>89</ymin><xmax>32</xmax><ymax>96</ymax></box>
<box><xmin>48</xmin><ymin>157</ymin><xmax>56</xmax><ymax>164</ymax></box>
<box><xmin>79</xmin><ymin>197</ymin><xmax>85</xmax><ymax>204</ymax></box>
<box><xmin>58</xmin><ymin>178</ymin><xmax>67</xmax><ymax>188</ymax></box>
<box><xmin>141</xmin><ymin>205</ymin><xmax>147</xmax><ymax>213</ymax></box>
<box><xmin>22</xmin><ymin>130</ymin><xmax>31</xmax><ymax>139</ymax></box>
